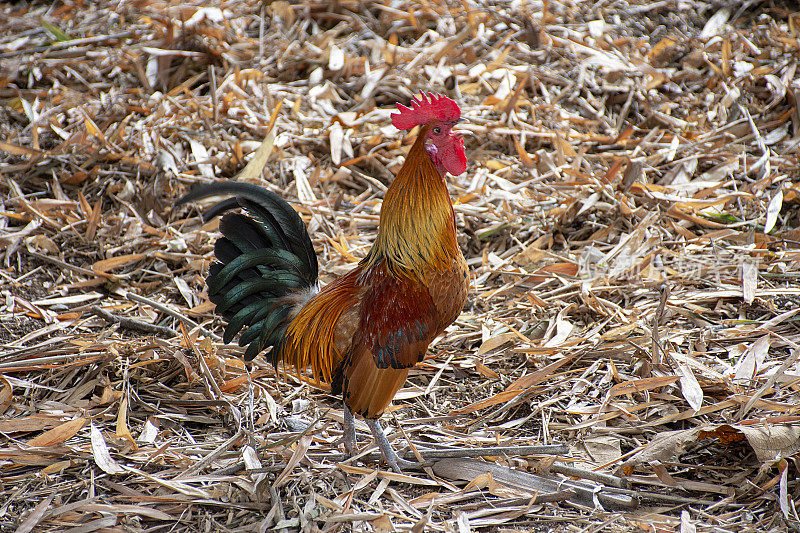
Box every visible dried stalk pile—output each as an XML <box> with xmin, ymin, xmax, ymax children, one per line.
<box><xmin>1</xmin><ymin>1</ymin><xmax>798</xmax><ymax>531</ymax></box>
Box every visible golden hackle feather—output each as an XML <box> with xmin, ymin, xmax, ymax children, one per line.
<box><xmin>364</xmin><ymin>124</ymin><xmax>459</xmax><ymax>277</ymax></box>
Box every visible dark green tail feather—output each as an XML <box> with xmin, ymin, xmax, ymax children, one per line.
<box><xmin>212</xmin><ymin>274</ymin><xmax>303</xmax><ymax>314</ymax></box>
<box><xmin>208</xmin><ymin>248</ymin><xmax>306</xmax><ymax>295</ymax></box>
<box><xmin>179</xmin><ymin>182</ymin><xmax>317</xmax><ymax>281</ymax></box>
<box><xmin>177</xmin><ymin>183</ymin><xmax>318</xmax><ymax>361</ymax></box>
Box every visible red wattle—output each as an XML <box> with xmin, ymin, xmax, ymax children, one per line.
<box><xmin>440</xmin><ymin>136</ymin><xmax>467</xmax><ymax>176</ymax></box>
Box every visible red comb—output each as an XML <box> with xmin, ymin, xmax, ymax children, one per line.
<box><xmin>391</xmin><ymin>93</ymin><xmax>461</xmax><ymax>130</ymax></box>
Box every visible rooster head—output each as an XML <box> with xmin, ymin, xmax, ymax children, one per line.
<box><xmin>391</xmin><ymin>93</ymin><xmax>467</xmax><ymax>177</ymax></box>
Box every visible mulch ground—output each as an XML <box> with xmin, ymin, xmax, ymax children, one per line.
<box><xmin>1</xmin><ymin>1</ymin><xmax>799</xmax><ymax>531</ymax></box>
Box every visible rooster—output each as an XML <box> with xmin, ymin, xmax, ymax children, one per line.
<box><xmin>177</xmin><ymin>93</ymin><xmax>468</xmax><ymax>471</ymax></box>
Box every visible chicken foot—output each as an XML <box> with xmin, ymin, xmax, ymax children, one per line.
<box><xmin>365</xmin><ymin>417</ymin><xmax>417</xmax><ymax>473</ymax></box>
<box><xmin>340</xmin><ymin>406</ymin><xmax>417</xmax><ymax>473</ymax></box>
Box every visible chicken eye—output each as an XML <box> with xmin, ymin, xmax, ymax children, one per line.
<box><xmin>432</xmin><ymin>127</ymin><xmax>441</xmax><ymax>134</ymax></box>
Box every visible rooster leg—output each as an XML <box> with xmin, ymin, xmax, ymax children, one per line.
<box><xmin>365</xmin><ymin>418</ymin><xmax>416</xmax><ymax>473</ymax></box>
<box><xmin>343</xmin><ymin>405</ymin><xmax>357</xmax><ymax>456</ymax></box>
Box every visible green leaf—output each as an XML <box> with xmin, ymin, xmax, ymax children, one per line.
<box><xmin>40</xmin><ymin>19</ymin><xmax>72</xmax><ymax>42</ymax></box>
<box><xmin>701</xmin><ymin>212</ymin><xmax>740</xmax><ymax>224</ymax></box>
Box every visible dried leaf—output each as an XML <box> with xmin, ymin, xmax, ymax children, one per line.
<box><xmin>90</xmin><ymin>422</ymin><xmax>126</xmax><ymax>474</ymax></box>
<box><xmin>0</xmin><ymin>375</ymin><xmax>11</xmax><ymax>416</ymax></box>
<box><xmin>476</xmin><ymin>332</ymin><xmax>516</xmax><ymax>355</ymax></box>
<box><xmin>742</xmin><ymin>261</ymin><xmax>757</xmax><ymax>305</ymax></box>
<box><xmin>330</xmin><ymin>121</ymin><xmax>344</xmax><ymax>165</ymax></box>
<box><xmin>83</xmin><ymin>114</ymin><xmax>106</xmax><ymax>142</ymax></box>
<box><xmin>329</xmin><ymin>45</ymin><xmax>345</xmax><ymax>71</ymax></box>
<box><xmin>680</xmin><ymin>509</ymin><xmax>697</xmax><ymax>533</ymax></box>
<box><xmin>512</xmin><ymin>137</ymin><xmax>535</xmax><ymax>168</ymax></box>
<box><xmin>778</xmin><ymin>459</ymin><xmax>789</xmax><ymax>518</ymax></box>
<box><xmin>735</xmin><ymin>425</ymin><xmax>800</xmax><ymax>462</ymax></box>
<box><xmin>27</xmin><ymin>417</ymin><xmax>87</xmax><ymax>447</ymax></box>
<box><xmin>734</xmin><ymin>335</ymin><xmax>769</xmax><ymax>381</ymax></box>
<box><xmin>0</xmin><ymin>141</ymin><xmax>43</xmax><ymax>156</ymax></box>
<box><xmin>115</xmin><ymin>397</ymin><xmax>136</xmax><ymax>448</ymax></box>
<box><xmin>678</xmin><ymin>364</ymin><xmax>703</xmax><ymax>412</ymax></box>
<box><xmin>189</xmin><ymin>138</ymin><xmax>214</xmax><ymax>179</ymax></box>
<box><xmin>700</xmin><ymin>7</ymin><xmax>731</xmax><ymax>39</ymax></box>
<box><xmin>14</xmin><ymin>494</ymin><xmax>54</xmax><ymax>533</ymax></box>
<box><xmin>475</xmin><ymin>360</ymin><xmax>499</xmax><ymax>379</ymax></box>
<box><xmin>543</xmin><ymin>307</ymin><xmax>574</xmax><ymax>348</ymax></box>
<box><xmin>92</xmin><ymin>253</ymin><xmax>145</xmax><ymax>274</ymax></box>
<box><xmin>274</xmin><ymin>434</ymin><xmax>313</xmax><ymax>488</ymax></box>
<box><xmin>579</xmin><ymin>436</ymin><xmax>622</xmax><ymax>466</ymax></box>
<box><xmin>764</xmin><ymin>188</ymin><xmax>782</xmax><ymax>233</ymax></box>
<box><xmin>610</xmin><ymin>376</ymin><xmax>680</xmax><ymax>397</ymax></box>
<box><xmin>237</xmin><ymin>100</ymin><xmax>283</xmax><ymax>182</ymax></box>
<box><xmin>0</xmin><ymin>415</ymin><xmax>57</xmax><ymax>434</ymax></box>
<box><xmin>623</xmin><ymin>429</ymin><xmax>700</xmax><ymax>471</ymax></box>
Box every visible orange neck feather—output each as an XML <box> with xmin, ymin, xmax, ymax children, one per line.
<box><xmin>364</xmin><ymin>124</ymin><xmax>459</xmax><ymax>276</ymax></box>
